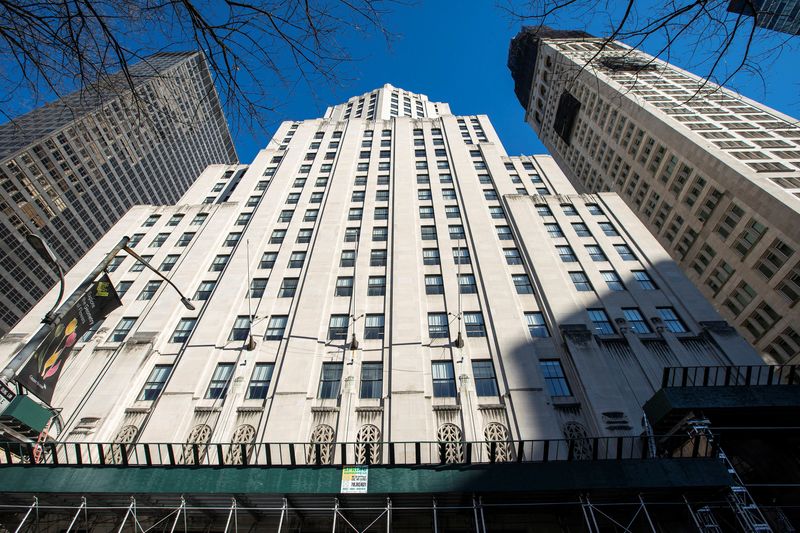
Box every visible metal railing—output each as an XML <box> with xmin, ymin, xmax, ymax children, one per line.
<box><xmin>661</xmin><ymin>365</ymin><xmax>799</xmax><ymax>388</ymax></box>
<box><xmin>0</xmin><ymin>435</ymin><xmax>715</xmax><ymax>468</ymax></box>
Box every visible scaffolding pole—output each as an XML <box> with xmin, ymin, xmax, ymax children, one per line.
<box><xmin>169</xmin><ymin>498</ymin><xmax>185</xmax><ymax>533</ymax></box>
<box><xmin>386</xmin><ymin>497</ymin><xmax>391</xmax><ymax>533</ymax></box>
<box><xmin>117</xmin><ymin>498</ymin><xmax>136</xmax><ymax>533</ymax></box>
<box><xmin>277</xmin><ymin>498</ymin><xmax>287</xmax><ymax>533</ymax></box>
<box><xmin>332</xmin><ymin>498</ymin><xmax>338</xmax><ymax>533</ymax></box>
<box><xmin>13</xmin><ymin>497</ymin><xmax>37</xmax><ymax>533</ymax></box>
<box><xmin>224</xmin><ymin>499</ymin><xmax>238</xmax><ymax>533</ymax></box>
<box><xmin>65</xmin><ymin>497</ymin><xmax>87</xmax><ymax>533</ymax></box>
<box><xmin>432</xmin><ymin>497</ymin><xmax>439</xmax><ymax>533</ymax></box>
<box><xmin>638</xmin><ymin>494</ymin><xmax>657</xmax><ymax>532</ymax></box>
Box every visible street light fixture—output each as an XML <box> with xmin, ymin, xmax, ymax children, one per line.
<box><xmin>26</xmin><ymin>234</ymin><xmax>65</xmax><ymax>324</ymax></box>
<box><xmin>122</xmin><ymin>242</ymin><xmax>195</xmax><ymax>310</ymax></box>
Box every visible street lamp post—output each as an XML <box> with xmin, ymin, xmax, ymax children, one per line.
<box><xmin>121</xmin><ymin>245</ymin><xmax>195</xmax><ymax>311</ymax></box>
<box><xmin>25</xmin><ymin>234</ymin><xmax>65</xmax><ymax>325</ymax></box>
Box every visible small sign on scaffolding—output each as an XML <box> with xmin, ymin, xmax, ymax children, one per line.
<box><xmin>340</xmin><ymin>466</ymin><xmax>368</xmax><ymax>493</ymax></box>
<box><xmin>0</xmin><ymin>380</ymin><xmax>15</xmax><ymax>412</ymax></box>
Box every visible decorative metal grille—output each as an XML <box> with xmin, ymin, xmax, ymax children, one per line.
<box><xmin>562</xmin><ymin>421</ymin><xmax>592</xmax><ymax>460</ymax></box>
<box><xmin>106</xmin><ymin>425</ymin><xmax>138</xmax><ymax>464</ymax></box>
<box><xmin>306</xmin><ymin>424</ymin><xmax>335</xmax><ymax>465</ymax></box>
<box><xmin>355</xmin><ymin>424</ymin><xmax>381</xmax><ymax>465</ymax></box>
<box><xmin>483</xmin><ymin>422</ymin><xmax>511</xmax><ymax>462</ymax></box>
<box><xmin>181</xmin><ymin>424</ymin><xmax>212</xmax><ymax>465</ymax></box>
<box><xmin>437</xmin><ymin>423</ymin><xmax>464</xmax><ymax>464</ymax></box>
<box><xmin>226</xmin><ymin>424</ymin><xmax>256</xmax><ymax>465</ymax></box>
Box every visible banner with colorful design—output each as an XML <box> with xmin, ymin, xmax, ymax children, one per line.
<box><xmin>16</xmin><ymin>274</ymin><xmax>121</xmax><ymax>404</ymax></box>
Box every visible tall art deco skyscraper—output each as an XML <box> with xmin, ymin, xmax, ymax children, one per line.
<box><xmin>0</xmin><ymin>52</ymin><xmax>237</xmax><ymax>336</ymax></box>
<box><xmin>4</xmin><ymin>84</ymin><xmax>790</xmax><ymax>532</ymax></box>
<box><xmin>509</xmin><ymin>28</ymin><xmax>800</xmax><ymax>364</ymax></box>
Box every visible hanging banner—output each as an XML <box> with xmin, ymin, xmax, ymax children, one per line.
<box><xmin>16</xmin><ymin>274</ymin><xmax>122</xmax><ymax>404</ymax></box>
<box><xmin>341</xmin><ymin>466</ymin><xmax>369</xmax><ymax>493</ymax></box>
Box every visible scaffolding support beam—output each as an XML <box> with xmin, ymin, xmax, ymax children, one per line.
<box><xmin>277</xmin><ymin>498</ymin><xmax>287</xmax><ymax>533</ymax></box>
<box><xmin>638</xmin><ymin>494</ymin><xmax>657</xmax><ymax>533</ymax></box>
<box><xmin>224</xmin><ymin>498</ymin><xmax>237</xmax><ymax>533</ymax></box>
<box><xmin>169</xmin><ymin>497</ymin><xmax>185</xmax><ymax>533</ymax></box>
<box><xmin>117</xmin><ymin>497</ymin><xmax>135</xmax><ymax>533</ymax></box>
<box><xmin>386</xmin><ymin>497</ymin><xmax>392</xmax><ymax>533</ymax></box>
<box><xmin>13</xmin><ymin>496</ymin><xmax>37</xmax><ymax>533</ymax></box>
<box><xmin>65</xmin><ymin>497</ymin><xmax>87</xmax><ymax>533</ymax></box>
<box><xmin>432</xmin><ymin>497</ymin><xmax>439</xmax><ymax>533</ymax></box>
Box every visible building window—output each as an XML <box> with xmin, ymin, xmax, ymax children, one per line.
<box><xmin>296</xmin><ymin>229</ymin><xmax>313</xmax><ymax>243</ymax></box>
<box><xmin>265</xmin><ymin>316</ymin><xmax>288</xmax><ymax>340</ymax></box>
<box><xmin>149</xmin><ymin>233</ymin><xmax>169</xmax><ymax>248</ymax></box>
<box><xmin>423</xmin><ymin>248</ymin><xmax>440</xmax><ymax>265</ymax></box>
<box><xmin>260</xmin><ymin>252</ymin><xmax>277</xmax><ymax>269</ymax></box>
<box><xmin>250</xmin><ymin>278</ymin><xmax>267</xmax><ymax>298</ymax></box>
<box><xmin>504</xmin><ymin>248</ymin><xmax>522</xmax><ymax>265</ymax></box>
<box><xmin>247</xmin><ymin>363</ymin><xmax>274</xmax><ymax>399</ymax></box>
<box><xmin>572</xmin><ymin>223</ymin><xmax>592</xmax><ymax>237</ymax></box>
<box><xmin>588</xmin><ymin>309</ymin><xmax>615</xmax><ymax>335</ymax></box>
<box><xmin>556</xmin><ymin>245</ymin><xmax>577</xmax><ymax>262</ymax></box>
<box><xmin>278</xmin><ymin>210</ymin><xmax>294</xmax><ymax>223</ymax></box>
<box><xmin>585</xmin><ymin>245</ymin><xmax>607</xmax><ymax>262</ymax></box>
<box><xmin>464</xmin><ymin>312</ymin><xmax>486</xmax><ymax>337</ymax></box>
<box><xmin>171</xmin><ymin>318</ymin><xmax>197</xmax><ymax>343</ymax></box>
<box><xmin>569</xmin><ymin>272</ymin><xmax>592</xmax><ymax>292</ymax></box>
<box><xmin>375</xmin><ymin>190</ymin><xmax>389</xmax><ymax>202</ymax></box>
<box><xmin>130</xmin><ymin>255</ymin><xmax>152</xmax><ymax>272</ymax></box>
<box><xmin>449</xmin><ymin>225</ymin><xmax>466</xmax><ymax>240</ymax></box>
<box><xmin>489</xmin><ymin>206</ymin><xmax>505</xmax><ymax>219</ymax></box>
<box><xmin>143</xmin><ymin>214</ymin><xmax>161</xmax><ymax>227</ymax></box>
<box><xmin>194</xmin><ymin>281</ymin><xmax>216</xmax><ymax>301</ymax></box>
<box><xmin>419</xmin><ymin>206</ymin><xmax>434</xmax><ymax>219</ymax></box>
<box><xmin>137</xmin><ymin>280</ymin><xmax>162</xmax><ymax>300</ymax></box>
<box><xmin>458</xmin><ymin>274</ymin><xmax>477</xmax><ymax>294</ymax></box>
<box><xmin>335</xmin><ymin>276</ymin><xmax>353</xmax><ymax>296</ymax></box>
<box><xmin>191</xmin><ymin>213</ymin><xmax>208</xmax><ymax>226</ymax></box>
<box><xmin>512</xmin><ymin>274</ymin><xmax>533</xmax><ymax>294</ymax></box>
<box><xmin>223</xmin><ymin>232</ymin><xmax>241</xmax><ymax>247</ymax></box>
<box><xmin>288</xmin><ymin>252</ymin><xmax>306</xmax><ymax>268</ymax></box>
<box><xmin>229</xmin><ymin>316</ymin><xmax>252</xmax><ymax>341</ymax></box>
<box><xmin>107</xmin><ymin>256</ymin><xmax>125</xmax><ymax>272</ymax></box>
<box><xmin>372</xmin><ymin>227</ymin><xmax>388</xmax><ymax>241</ymax></box>
<box><xmin>445</xmin><ymin>206</ymin><xmax>460</xmax><ymax>219</ymax></box>
<box><xmin>318</xmin><ymin>362</ymin><xmax>343</xmax><ymax>399</ymax></box>
<box><xmin>586</xmin><ymin>204</ymin><xmax>603</xmax><ymax>215</ymax></box>
<box><xmin>601</xmin><ymin>271</ymin><xmax>625</xmax><ymax>291</ymax></box>
<box><xmin>286</xmin><ymin>193</ymin><xmax>300</xmax><ymax>205</ymax></box>
<box><xmin>539</xmin><ymin>360</ymin><xmax>571</xmax><ymax>397</ymax></box>
<box><xmin>235</xmin><ymin>213</ymin><xmax>252</xmax><ymax>226</ymax></box>
<box><xmin>536</xmin><ymin>205</ymin><xmax>553</xmax><ymax>216</ymax></box>
<box><xmin>328</xmin><ymin>314</ymin><xmax>349</xmax><ymax>340</ymax></box>
<box><xmin>360</xmin><ymin>362</ymin><xmax>382</xmax><ymax>399</ymax></box>
<box><xmin>658</xmin><ymin>307</ymin><xmax>688</xmax><ymax>333</ymax></box>
<box><xmin>496</xmin><ymin>226</ymin><xmax>513</xmax><ymax>240</ymax></box>
<box><xmin>269</xmin><ymin>230</ymin><xmax>286</xmax><ymax>244</ymax></box>
<box><xmin>176</xmin><ymin>232</ymin><xmax>195</xmax><ymax>247</ymax></box>
<box><xmin>598</xmin><ymin>222</ymin><xmax>619</xmax><ymax>236</ymax></box>
<box><xmin>614</xmin><ymin>244</ymin><xmax>637</xmax><ymax>261</ymax></box>
<box><xmin>340</xmin><ymin>250</ymin><xmax>356</xmax><ymax>267</ymax></box>
<box><xmin>310</xmin><ymin>192</ymin><xmax>324</xmax><ymax>203</ymax></box>
<box><xmin>368</xmin><ymin>276</ymin><xmax>386</xmax><ymax>296</ymax></box>
<box><xmin>364</xmin><ymin>314</ymin><xmax>385</xmax><ymax>339</ymax></box>
<box><xmin>484</xmin><ymin>189</ymin><xmax>498</xmax><ymax>200</ymax></box>
<box><xmin>545</xmin><ymin>223</ymin><xmax>563</xmax><ymax>238</ymax></box>
<box><xmin>421</xmin><ymin>226</ymin><xmax>437</xmax><ymax>240</ymax></box>
<box><xmin>128</xmin><ymin>233</ymin><xmax>145</xmax><ymax>247</ymax></box>
<box><xmin>110</xmin><ymin>317</ymin><xmax>136</xmax><ymax>342</ymax></box>
<box><xmin>472</xmin><ymin>360</ymin><xmax>499</xmax><ymax>396</ymax></box>
<box><xmin>432</xmin><ymin>361</ymin><xmax>457</xmax><ymax>397</ymax></box>
<box><xmin>623</xmin><ymin>308</ymin><xmax>650</xmax><ymax>334</ymax></box>
<box><xmin>345</xmin><ymin>227</ymin><xmax>360</xmax><ymax>242</ymax></box>
<box><xmin>452</xmin><ymin>248</ymin><xmax>470</xmax><ymax>265</ymax></box>
<box><xmin>525</xmin><ymin>312</ymin><xmax>549</xmax><ymax>338</ymax></box>
<box><xmin>159</xmin><ymin>255</ymin><xmax>179</xmax><ymax>272</ymax></box>
<box><xmin>279</xmin><ymin>278</ymin><xmax>298</xmax><ymax>297</ymax></box>
<box><xmin>374</xmin><ymin>207</ymin><xmax>388</xmax><ymax>220</ymax></box>
<box><xmin>632</xmin><ymin>270</ymin><xmax>657</xmax><ymax>290</ymax></box>
<box><xmin>209</xmin><ymin>255</ymin><xmax>229</xmax><ymax>272</ymax></box>
<box><xmin>138</xmin><ymin>365</ymin><xmax>171</xmax><ymax>401</ymax></box>
<box><xmin>370</xmin><ymin>249</ymin><xmax>387</xmax><ymax>266</ymax></box>
<box><xmin>426</xmin><ymin>275</ymin><xmax>444</xmax><ymax>294</ymax></box>
<box><xmin>206</xmin><ymin>363</ymin><xmax>234</xmax><ymax>399</ymax></box>
<box><xmin>428</xmin><ymin>313</ymin><xmax>449</xmax><ymax>338</ymax></box>
<box><xmin>115</xmin><ymin>282</ymin><xmax>132</xmax><ymax>298</ymax></box>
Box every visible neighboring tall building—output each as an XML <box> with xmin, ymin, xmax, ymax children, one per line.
<box><xmin>509</xmin><ymin>27</ymin><xmax>800</xmax><ymax>364</ymax></box>
<box><xmin>728</xmin><ymin>0</ymin><xmax>800</xmax><ymax>35</ymax></box>
<box><xmin>4</xmin><ymin>85</ymin><xmax>794</xmax><ymax>531</ymax></box>
<box><xmin>0</xmin><ymin>52</ymin><xmax>237</xmax><ymax>336</ymax></box>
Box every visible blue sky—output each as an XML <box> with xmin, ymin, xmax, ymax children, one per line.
<box><xmin>232</xmin><ymin>1</ymin><xmax>800</xmax><ymax>163</ymax></box>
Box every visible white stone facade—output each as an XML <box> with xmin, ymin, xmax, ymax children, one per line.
<box><xmin>0</xmin><ymin>86</ymin><xmax>760</xmax><ymax>452</ymax></box>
